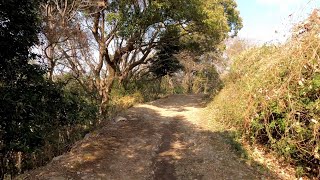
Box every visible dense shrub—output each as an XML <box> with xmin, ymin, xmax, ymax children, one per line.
<box><xmin>0</xmin><ymin>0</ymin><xmax>99</xmax><ymax>177</ymax></box>
<box><xmin>207</xmin><ymin>30</ymin><xmax>320</xmax><ymax>177</ymax></box>
<box><xmin>191</xmin><ymin>66</ymin><xmax>223</xmax><ymax>94</ymax></box>
<box><xmin>0</xmin><ymin>79</ymin><xmax>99</xmax><ymax>178</ymax></box>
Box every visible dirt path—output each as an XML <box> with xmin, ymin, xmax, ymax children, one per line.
<box><xmin>19</xmin><ymin>94</ymin><xmax>270</xmax><ymax>180</ymax></box>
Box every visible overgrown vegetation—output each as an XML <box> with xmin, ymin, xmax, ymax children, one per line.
<box><xmin>207</xmin><ymin>24</ymin><xmax>320</xmax><ymax>177</ymax></box>
<box><xmin>0</xmin><ymin>0</ymin><xmax>94</xmax><ymax>178</ymax></box>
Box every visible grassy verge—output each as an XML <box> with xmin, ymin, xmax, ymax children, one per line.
<box><xmin>205</xmin><ymin>30</ymin><xmax>320</xmax><ymax>178</ymax></box>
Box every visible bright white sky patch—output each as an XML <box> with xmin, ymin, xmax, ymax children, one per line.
<box><xmin>256</xmin><ymin>0</ymin><xmax>302</xmax><ymax>6</ymax></box>
<box><xmin>256</xmin><ymin>0</ymin><xmax>304</xmax><ymax>12</ymax></box>
<box><xmin>236</xmin><ymin>0</ymin><xmax>320</xmax><ymax>44</ymax></box>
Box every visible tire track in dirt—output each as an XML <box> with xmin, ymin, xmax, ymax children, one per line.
<box><xmin>18</xmin><ymin>94</ymin><xmax>276</xmax><ymax>180</ymax></box>
<box><xmin>151</xmin><ymin>120</ymin><xmax>178</xmax><ymax>180</ymax></box>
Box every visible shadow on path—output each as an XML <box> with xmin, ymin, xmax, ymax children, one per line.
<box><xmin>19</xmin><ymin>94</ymin><xmax>279</xmax><ymax>180</ymax></box>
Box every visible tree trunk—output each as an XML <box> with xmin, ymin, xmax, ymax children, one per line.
<box><xmin>0</xmin><ymin>152</ymin><xmax>4</xmax><ymax>180</ymax></box>
<box><xmin>45</xmin><ymin>3</ymin><xmax>56</xmax><ymax>81</ymax></box>
<box><xmin>98</xmin><ymin>64</ymin><xmax>116</xmax><ymax>118</ymax></box>
<box><xmin>46</xmin><ymin>45</ymin><xmax>55</xmax><ymax>81</ymax></box>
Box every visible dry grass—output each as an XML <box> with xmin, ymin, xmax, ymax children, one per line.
<box><xmin>205</xmin><ymin>29</ymin><xmax>320</xmax><ymax>178</ymax></box>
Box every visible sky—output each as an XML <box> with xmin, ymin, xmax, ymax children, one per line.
<box><xmin>235</xmin><ymin>0</ymin><xmax>320</xmax><ymax>43</ymax></box>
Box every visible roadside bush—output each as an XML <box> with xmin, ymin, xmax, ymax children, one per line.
<box><xmin>0</xmin><ymin>78</ymin><xmax>98</xmax><ymax>178</ymax></box>
<box><xmin>106</xmin><ymin>77</ymin><xmax>170</xmax><ymax>117</ymax></box>
<box><xmin>192</xmin><ymin>66</ymin><xmax>223</xmax><ymax>94</ymax></box>
<box><xmin>207</xmin><ymin>30</ymin><xmax>320</xmax><ymax>177</ymax></box>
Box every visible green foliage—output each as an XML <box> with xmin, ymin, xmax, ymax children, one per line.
<box><xmin>106</xmin><ymin>0</ymin><xmax>242</xmax><ymax>52</ymax></box>
<box><xmin>180</xmin><ymin>0</ymin><xmax>242</xmax><ymax>53</ymax></box>
<box><xmin>113</xmin><ymin>77</ymin><xmax>169</xmax><ymax>102</ymax></box>
<box><xmin>149</xmin><ymin>27</ymin><xmax>183</xmax><ymax>78</ymax></box>
<box><xmin>0</xmin><ymin>0</ymin><xmax>99</xmax><ymax>177</ymax></box>
<box><xmin>207</xmin><ymin>30</ymin><xmax>320</xmax><ymax>177</ymax></box>
<box><xmin>104</xmin><ymin>77</ymin><xmax>177</xmax><ymax>118</ymax></box>
<box><xmin>1</xmin><ymin>0</ymin><xmax>43</xmax><ymax>177</ymax></box>
<box><xmin>0</xmin><ymin>78</ymin><xmax>99</xmax><ymax>177</ymax></box>
<box><xmin>192</xmin><ymin>66</ymin><xmax>223</xmax><ymax>94</ymax></box>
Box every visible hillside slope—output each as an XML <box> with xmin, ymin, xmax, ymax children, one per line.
<box><xmin>205</xmin><ymin>31</ymin><xmax>320</xmax><ymax>178</ymax></box>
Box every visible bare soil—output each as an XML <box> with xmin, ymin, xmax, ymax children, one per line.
<box><xmin>18</xmin><ymin>94</ymin><xmax>274</xmax><ymax>180</ymax></box>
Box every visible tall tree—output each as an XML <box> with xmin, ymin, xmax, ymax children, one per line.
<box><xmin>37</xmin><ymin>0</ymin><xmax>242</xmax><ymax>116</ymax></box>
<box><xmin>86</xmin><ymin>0</ymin><xmax>242</xmax><ymax>115</ymax></box>
<box><xmin>39</xmin><ymin>0</ymin><xmax>84</xmax><ymax>80</ymax></box>
<box><xmin>148</xmin><ymin>27</ymin><xmax>183</xmax><ymax>79</ymax></box>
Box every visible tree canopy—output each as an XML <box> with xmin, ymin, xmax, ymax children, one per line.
<box><xmin>41</xmin><ymin>0</ymin><xmax>242</xmax><ymax>114</ymax></box>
